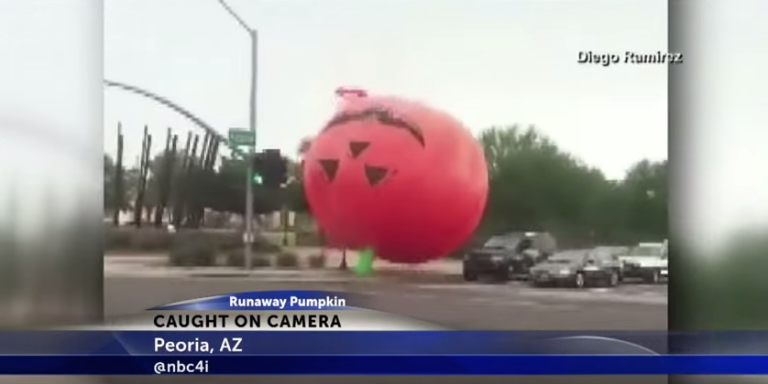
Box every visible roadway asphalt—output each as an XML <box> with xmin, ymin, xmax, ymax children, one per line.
<box><xmin>96</xmin><ymin>275</ymin><xmax>668</xmax><ymax>384</ymax></box>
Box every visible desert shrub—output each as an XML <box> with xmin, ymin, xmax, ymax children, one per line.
<box><xmin>225</xmin><ymin>250</ymin><xmax>243</xmax><ymax>267</ymax></box>
<box><xmin>104</xmin><ymin>226</ymin><xmax>284</xmax><ymax>255</ymax></box>
<box><xmin>253</xmin><ymin>237</ymin><xmax>282</xmax><ymax>253</ymax></box>
<box><xmin>275</xmin><ymin>251</ymin><xmax>299</xmax><ymax>268</ymax></box>
<box><xmin>169</xmin><ymin>235</ymin><xmax>217</xmax><ymax>267</ymax></box>
<box><xmin>252</xmin><ymin>255</ymin><xmax>272</xmax><ymax>267</ymax></box>
<box><xmin>295</xmin><ymin>230</ymin><xmax>323</xmax><ymax>247</ymax></box>
<box><xmin>209</xmin><ymin>231</ymin><xmax>241</xmax><ymax>251</ymax></box>
<box><xmin>307</xmin><ymin>253</ymin><xmax>326</xmax><ymax>269</ymax></box>
<box><xmin>219</xmin><ymin>231</ymin><xmax>280</xmax><ymax>252</ymax></box>
<box><xmin>104</xmin><ymin>227</ymin><xmax>173</xmax><ymax>252</ymax></box>
<box><xmin>104</xmin><ymin>227</ymin><xmax>133</xmax><ymax>250</ymax></box>
<box><xmin>130</xmin><ymin>229</ymin><xmax>174</xmax><ymax>251</ymax></box>
<box><xmin>226</xmin><ymin>248</ymin><xmax>271</xmax><ymax>268</ymax></box>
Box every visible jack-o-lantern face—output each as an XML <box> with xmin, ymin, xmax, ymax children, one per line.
<box><xmin>314</xmin><ymin>106</ymin><xmax>425</xmax><ymax>188</ymax></box>
<box><xmin>303</xmin><ymin>93</ymin><xmax>488</xmax><ymax>264</ymax></box>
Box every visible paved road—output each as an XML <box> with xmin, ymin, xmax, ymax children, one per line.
<box><xmin>97</xmin><ymin>275</ymin><xmax>668</xmax><ymax>384</ymax></box>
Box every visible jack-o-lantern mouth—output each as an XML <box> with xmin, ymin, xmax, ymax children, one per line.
<box><xmin>316</xmin><ymin>158</ymin><xmax>389</xmax><ymax>187</ymax></box>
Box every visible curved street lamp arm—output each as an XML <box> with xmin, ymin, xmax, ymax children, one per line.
<box><xmin>104</xmin><ymin>79</ymin><xmax>244</xmax><ymax>158</ymax></box>
<box><xmin>216</xmin><ymin>0</ymin><xmax>251</xmax><ymax>33</ymax></box>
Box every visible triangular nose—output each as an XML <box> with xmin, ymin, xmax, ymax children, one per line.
<box><xmin>349</xmin><ymin>141</ymin><xmax>370</xmax><ymax>158</ymax></box>
<box><xmin>318</xmin><ymin>159</ymin><xmax>339</xmax><ymax>181</ymax></box>
<box><xmin>364</xmin><ymin>165</ymin><xmax>388</xmax><ymax>187</ymax></box>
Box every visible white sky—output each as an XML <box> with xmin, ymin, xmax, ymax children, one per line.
<box><xmin>0</xmin><ymin>0</ymin><xmax>101</xmax><ymax>233</ymax></box>
<box><xmin>104</xmin><ymin>0</ymin><xmax>668</xmax><ymax>180</ymax></box>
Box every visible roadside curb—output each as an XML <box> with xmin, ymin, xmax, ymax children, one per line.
<box><xmin>104</xmin><ymin>252</ymin><xmax>464</xmax><ymax>275</ymax></box>
<box><xmin>103</xmin><ymin>264</ymin><xmax>461</xmax><ymax>283</ymax></box>
<box><xmin>104</xmin><ymin>267</ymin><xmax>356</xmax><ymax>282</ymax></box>
<box><xmin>105</xmin><ymin>265</ymin><xmax>343</xmax><ymax>276</ymax></box>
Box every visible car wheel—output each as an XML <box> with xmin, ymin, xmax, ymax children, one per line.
<box><xmin>574</xmin><ymin>273</ymin><xmax>586</xmax><ymax>289</ymax></box>
<box><xmin>644</xmin><ymin>270</ymin><xmax>660</xmax><ymax>284</ymax></box>
<box><xmin>608</xmin><ymin>271</ymin><xmax>619</xmax><ymax>287</ymax></box>
<box><xmin>507</xmin><ymin>265</ymin><xmax>516</xmax><ymax>279</ymax></box>
<box><xmin>463</xmin><ymin>271</ymin><xmax>478</xmax><ymax>281</ymax></box>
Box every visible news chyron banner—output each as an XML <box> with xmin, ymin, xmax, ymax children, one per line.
<box><xmin>101</xmin><ymin>290</ymin><xmax>445</xmax><ymax>332</ymax></box>
<box><xmin>1</xmin><ymin>290</ymin><xmax>768</xmax><ymax>374</ymax></box>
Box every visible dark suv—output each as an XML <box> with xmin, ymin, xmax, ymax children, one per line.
<box><xmin>462</xmin><ymin>232</ymin><xmax>557</xmax><ymax>282</ymax></box>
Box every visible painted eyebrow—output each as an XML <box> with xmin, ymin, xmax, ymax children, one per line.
<box><xmin>322</xmin><ymin>107</ymin><xmax>425</xmax><ymax>147</ymax></box>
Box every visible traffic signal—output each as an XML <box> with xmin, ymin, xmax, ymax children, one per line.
<box><xmin>252</xmin><ymin>149</ymin><xmax>288</xmax><ymax>188</ymax></box>
<box><xmin>252</xmin><ymin>152</ymin><xmax>265</xmax><ymax>185</ymax></box>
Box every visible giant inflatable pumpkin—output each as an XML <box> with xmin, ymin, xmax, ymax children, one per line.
<box><xmin>302</xmin><ymin>89</ymin><xmax>488</xmax><ymax>263</ymax></box>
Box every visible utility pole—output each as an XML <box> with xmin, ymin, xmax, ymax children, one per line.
<box><xmin>216</xmin><ymin>0</ymin><xmax>258</xmax><ymax>270</ymax></box>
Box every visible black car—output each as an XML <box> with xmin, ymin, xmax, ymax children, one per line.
<box><xmin>528</xmin><ymin>248</ymin><xmax>622</xmax><ymax>288</ymax></box>
<box><xmin>462</xmin><ymin>232</ymin><xmax>557</xmax><ymax>282</ymax></box>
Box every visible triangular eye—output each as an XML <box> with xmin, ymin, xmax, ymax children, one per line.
<box><xmin>318</xmin><ymin>159</ymin><xmax>339</xmax><ymax>182</ymax></box>
<box><xmin>364</xmin><ymin>165</ymin><xmax>388</xmax><ymax>187</ymax></box>
<box><xmin>349</xmin><ymin>141</ymin><xmax>370</xmax><ymax>158</ymax></box>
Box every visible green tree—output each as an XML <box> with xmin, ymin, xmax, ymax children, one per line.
<box><xmin>141</xmin><ymin>151</ymin><xmax>186</xmax><ymax>216</ymax></box>
<box><xmin>480</xmin><ymin>126</ymin><xmax>599</xmax><ymax>241</ymax></box>
<box><xmin>621</xmin><ymin>159</ymin><xmax>668</xmax><ymax>239</ymax></box>
<box><xmin>284</xmin><ymin>137</ymin><xmax>311</xmax><ymax>213</ymax></box>
<box><xmin>104</xmin><ymin>154</ymin><xmax>117</xmax><ymax>210</ymax></box>
<box><xmin>104</xmin><ymin>153</ymin><xmax>138</xmax><ymax>212</ymax></box>
<box><xmin>477</xmin><ymin>125</ymin><xmax>667</xmax><ymax>246</ymax></box>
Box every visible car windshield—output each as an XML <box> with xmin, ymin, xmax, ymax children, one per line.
<box><xmin>596</xmin><ymin>246</ymin><xmax>623</xmax><ymax>253</ymax></box>
<box><xmin>629</xmin><ymin>246</ymin><xmax>663</xmax><ymax>256</ymax></box>
<box><xmin>546</xmin><ymin>251</ymin><xmax>586</xmax><ymax>264</ymax></box>
<box><xmin>484</xmin><ymin>236</ymin><xmax>518</xmax><ymax>248</ymax></box>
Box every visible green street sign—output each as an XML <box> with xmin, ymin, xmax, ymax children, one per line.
<box><xmin>228</xmin><ymin>128</ymin><xmax>255</xmax><ymax>147</ymax></box>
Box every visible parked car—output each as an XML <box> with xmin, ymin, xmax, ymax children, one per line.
<box><xmin>618</xmin><ymin>241</ymin><xmax>668</xmax><ymax>284</ymax></box>
<box><xmin>462</xmin><ymin>232</ymin><xmax>557</xmax><ymax>282</ymax></box>
<box><xmin>593</xmin><ymin>246</ymin><xmax>630</xmax><ymax>257</ymax></box>
<box><xmin>528</xmin><ymin>248</ymin><xmax>622</xmax><ymax>288</ymax></box>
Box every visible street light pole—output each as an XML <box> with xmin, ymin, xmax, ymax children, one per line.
<box><xmin>245</xmin><ymin>29</ymin><xmax>258</xmax><ymax>270</ymax></box>
<box><xmin>216</xmin><ymin>0</ymin><xmax>257</xmax><ymax>270</ymax></box>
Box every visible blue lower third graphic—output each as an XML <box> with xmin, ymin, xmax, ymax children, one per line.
<box><xmin>1</xmin><ymin>355</ymin><xmax>768</xmax><ymax>375</ymax></box>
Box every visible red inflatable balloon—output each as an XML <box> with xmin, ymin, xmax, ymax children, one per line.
<box><xmin>303</xmin><ymin>91</ymin><xmax>488</xmax><ymax>263</ymax></box>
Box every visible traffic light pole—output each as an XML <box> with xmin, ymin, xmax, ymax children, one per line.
<box><xmin>216</xmin><ymin>0</ymin><xmax>259</xmax><ymax>271</ymax></box>
<box><xmin>244</xmin><ymin>28</ymin><xmax>258</xmax><ymax>271</ymax></box>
